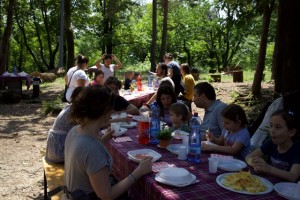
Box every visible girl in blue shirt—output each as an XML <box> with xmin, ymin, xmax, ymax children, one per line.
<box><xmin>246</xmin><ymin>110</ymin><xmax>300</xmax><ymax>182</ymax></box>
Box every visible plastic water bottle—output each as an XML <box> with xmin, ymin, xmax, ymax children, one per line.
<box><xmin>149</xmin><ymin>102</ymin><xmax>160</xmax><ymax>145</ymax></box>
<box><xmin>147</xmin><ymin>73</ymin><xmax>153</xmax><ymax>89</ymax></box>
<box><xmin>137</xmin><ymin>75</ymin><xmax>142</xmax><ymax>91</ymax></box>
<box><xmin>138</xmin><ymin>104</ymin><xmax>150</xmax><ymax>144</ymax></box>
<box><xmin>188</xmin><ymin>113</ymin><xmax>201</xmax><ymax>163</ymax></box>
<box><xmin>13</xmin><ymin>65</ymin><xmax>17</xmax><ymax>75</ymax></box>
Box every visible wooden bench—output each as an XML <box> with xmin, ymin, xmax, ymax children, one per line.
<box><xmin>42</xmin><ymin>157</ymin><xmax>64</xmax><ymax>200</ymax></box>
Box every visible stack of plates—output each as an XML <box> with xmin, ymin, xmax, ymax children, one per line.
<box><xmin>155</xmin><ymin>167</ymin><xmax>196</xmax><ymax>187</ymax></box>
<box><xmin>218</xmin><ymin>158</ymin><xmax>247</xmax><ymax>172</ymax></box>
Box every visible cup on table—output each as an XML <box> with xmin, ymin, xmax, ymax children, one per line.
<box><xmin>178</xmin><ymin>146</ymin><xmax>187</xmax><ymax>160</ymax></box>
<box><xmin>111</xmin><ymin>114</ymin><xmax>119</xmax><ymax>119</ymax></box>
<box><xmin>182</xmin><ymin>135</ymin><xmax>189</xmax><ymax>150</ymax></box>
<box><xmin>111</xmin><ymin>123</ymin><xmax>121</xmax><ymax>136</ymax></box>
<box><xmin>119</xmin><ymin>112</ymin><xmax>127</xmax><ymax>118</ymax></box>
<box><xmin>208</xmin><ymin>157</ymin><xmax>219</xmax><ymax>173</ymax></box>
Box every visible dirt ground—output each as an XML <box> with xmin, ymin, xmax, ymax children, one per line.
<box><xmin>0</xmin><ymin>80</ymin><xmax>274</xmax><ymax>199</ymax></box>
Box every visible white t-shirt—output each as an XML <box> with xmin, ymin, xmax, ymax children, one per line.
<box><xmin>98</xmin><ymin>64</ymin><xmax>116</xmax><ymax>82</ymax></box>
<box><xmin>66</xmin><ymin>69</ymin><xmax>89</xmax><ymax>102</ymax></box>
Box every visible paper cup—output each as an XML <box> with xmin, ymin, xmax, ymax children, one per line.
<box><xmin>208</xmin><ymin>157</ymin><xmax>219</xmax><ymax>173</ymax></box>
<box><xmin>178</xmin><ymin>146</ymin><xmax>187</xmax><ymax>160</ymax></box>
<box><xmin>111</xmin><ymin>123</ymin><xmax>121</xmax><ymax>136</ymax></box>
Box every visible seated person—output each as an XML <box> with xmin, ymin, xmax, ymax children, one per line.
<box><xmin>203</xmin><ymin>104</ymin><xmax>251</xmax><ymax>159</ymax></box>
<box><xmin>124</xmin><ymin>71</ymin><xmax>134</xmax><ymax>90</ymax></box>
<box><xmin>169</xmin><ymin>102</ymin><xmax>191</xmax><ymax>133</ymax></box>
<box><xmin>63</xmin><ymin>85</ymin><xmax>152</xmax><ymax>199</ymax></box>
<box><xmin>45</xmin><ymin>87</ymin><xmax>83</xmax><ymax>163</ymax></box>
<box><xmin>251</xmin><ymin>90</ymin><xmax>300</xmax><ymax>149</ymax></box>
<box><xmin>90</xmin><ymin>70</ymin><xmax>104</xmax><ymax>86</ymax></box>
<box><xmin>155</xmin><ymin>85</ymin><xmax>177</xmax><ymax>127</ymax></box>
<box><xmin>104</xmin><ymin>77</ymin><xmax>139</xmax><ymax>115</ymax></box>
<box><xmin>246</xmin><ymin>110</ymin><xmax>300</xmax><ymax>182</ymax></box>
<box><xmin>193</xmin><ymin>82</ymin><xmax>227</xmax><ymax>140</ymax></box>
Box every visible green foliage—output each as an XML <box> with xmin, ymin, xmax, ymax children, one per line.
<box><xmin>158</xmin><ymin>127</ymin><xmax>173</xmax><ymax>140</ymax></box>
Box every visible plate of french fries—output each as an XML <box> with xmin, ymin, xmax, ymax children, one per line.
<box><xmin>216</xmin><ymin>171</ymin><xmax>273</xmax><ymax>195</ymax></box>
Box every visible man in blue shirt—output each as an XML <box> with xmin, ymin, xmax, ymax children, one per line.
<box><xmin>193</xmin><ymin>82</ymin><xmax>227</xmax><ymax>139</ymax></box>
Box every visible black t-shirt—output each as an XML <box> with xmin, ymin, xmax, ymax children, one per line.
<box><xmin>114</xmin><ymin>95</ymin><xmax>130</xmax><ymax>111</ymax></box>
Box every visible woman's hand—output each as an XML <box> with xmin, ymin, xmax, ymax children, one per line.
<box><xmin>133</xmin><ymin>157</ymin><xmax>152</xmax><ymax>178</ymax></box>
<box><xmin>100</xmin><ymin>128</ymin><xmax>113</xmax><ymax>144</ymax></box>
<box><xmin>251</xmin><ymin>157</ymin><xmax>271</xmax><ymax>174</ymax></box>
<box><xmin>206</xmin><ymin>130</ymin><xmax>215</xmax><ymax>143</ymax></box>
<box><xmin>201</xmin><ymin>142</ymin><xmax>215</xmax><ymax>151</ymax></box>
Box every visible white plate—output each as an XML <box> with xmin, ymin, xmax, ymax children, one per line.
<box><xmin>101</xmin><ymin>128</ymin><xmax>127</xmax><ymax>137</ymax></box>
<box><xmin>127</xmin><ymin>149</ymin><xmax>161</xmax><ymax>163</ymax></box>
<box><xmin>155</xmin><ymin>169</ymin><xmax>197</xmax><ymax>187</ymax></box>
<box><xmin>216</xmin><ymin>173</ymin><xmax>273</xmax><ymax>195</ymax></box>
<box><xmin>274</xmin><ymin>182</ymin><xmax>300</xmax><ymax>200</ymax></box>
<box><xmin>120</xmin><ymin>122</ymin><xmax>137</xmax><ymax>128</ymax></box>
<box><xmin>166</xmin><ymin>144</ymin><xmax>186</xmax><ymax>155</ymax></box>
<box><xmin>218</xmin><ymin>158</ymin><xmax>247</xmax><ymax>172</ymax></box>
<box><xmin>172</xmin><ymin>130</ymin><xmax>189</xmax><ymax>139</ymax></box>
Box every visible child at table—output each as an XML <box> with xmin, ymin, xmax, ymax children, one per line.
<box><xmin>202</xmin><ymin>104</ymin><xmax>251</xmax><ymax>159</ymax></box>
<box><xmin>124</xmin><ymin>71</ymin><xmax>134</xmax><ymax>90</ymax></box>
<box><xmin>245</xmin><ymin>110</ymin><xmax>300</xmax><ymax>182</ymax></box>
<box><xmin>169</xmin><ymin>102</ymin><xmax>190</xmax><ymax>133</ymax></box>
<box><xmin>90</xmin><ymin>70</ymin><xmax>104</xmax><ymax>86</ymax></box>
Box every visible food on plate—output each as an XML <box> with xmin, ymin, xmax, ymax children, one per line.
<box><xmin>223</xmin><ymin>171</ymin><xmax>267</xmax><ymax>193</ymax></box>
<box><xmin>133</xmin><ymin>153</ymin><xmax>151</xmax><ymax>160</ymax></box>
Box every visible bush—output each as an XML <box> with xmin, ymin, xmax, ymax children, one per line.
<box><xmin>42</xmin><ymin>97</ymin><xmax>63</xmax><ymax>116</ymax></box>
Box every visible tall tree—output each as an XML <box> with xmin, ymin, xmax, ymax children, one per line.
<box><xmin>150</xmin><ymin>0</ymin><xmax>157</xmax><ymax>71</ymax></box>
<box><xmin>0</xmin><ymin>0</ymin><xmax>15</xmax><ymax>74</ymax></box>
<box><xmin>274</xmin><ymin>0</ymin><xmax>300</xmax><ymax>94</ymax></box>
<box><xmin>159</xmin><ymin>0</ymin><xmax>168</xmax><ymax>61</ymax></box>
<box><xmin>65</xmin><ymin>0</ymin><xmax>74</xmax><ymax>69</ymax></box>
<box><xmin>251</xmin><ymin>0</ymin><xmax>276</xmax><ymax>96</ymax></box>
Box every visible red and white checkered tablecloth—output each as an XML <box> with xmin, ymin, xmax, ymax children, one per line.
<box><xmin>120</xmin><ymin>89</ymin><xmax>155</xmax><ymax>108</ymax></box>
<box><xmin>105</xmin><ymin>122</ymin><xmax>284</xmax><ymax>200</ymax></box>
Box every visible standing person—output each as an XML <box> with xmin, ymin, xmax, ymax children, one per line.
<box><xmin>90</xmin><ymin>70</ymin><xmax>105</xmax><ymax>86</ymax></box>
<box><xmin>193</xmin><ymin>82</ymin><xmax>227</xmax><ymax>139</ymax></box>
<box><xmin>245</xmin><ymin>110</ymin><xmax>300</xmax><ymax>182</ymax></box>
<box><xmin>178</xmin><ymin>63</ymin><xmax>195</xmax><ymax>111</ymax></box>
<box><xmin>63</xmin><ymin>85</ymin><xmax>152</xmax><ymax>199</ymax></box>
<box><xmin>164</xmin><ymin>53</ymin><xmax>184</xmax><ymax>96</ymax></box>
<box><xmin>94</xmin><ymin>53</ymin><xmax>123</xmax><ymax>82</ymax></box>
<box><xmin>65</xmin><ymin>54</ymin><xmax>90</xmax><ymax>102</ymax></box>
<box><xmin>203</xmin><ymin>104</ymin><xmax>251</xmax><ymax>159</ymax></box>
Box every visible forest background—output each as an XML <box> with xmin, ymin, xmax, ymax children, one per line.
<box><xmin>0</xmin><ymin>0</ymin><xmax>300</xmax><ymax>96</ymax></box>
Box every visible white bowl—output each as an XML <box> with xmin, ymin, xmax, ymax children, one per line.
<box><xmin>157</xmin><ymin>168</ymin><xmax>194</xmax><ymax>184</ymax></box>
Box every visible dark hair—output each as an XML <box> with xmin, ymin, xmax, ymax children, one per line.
<box><xmin>156</xmin><ymin>85</ymin><xmax>177</xmax><ymax>117</ymax></box>
<box><xmin>76</xmin><ymin>54</ymin><xmax>89</xmax><ymax>66</ymax></box>
<box><xmin>221</xmin><ymin>104</ymin><xmax>248</xmax><ymax>127</ymax></box>
<box><xmin>194</xmin><ymin>82</ymin><xmax>216</xmax><ymax>100</ymax></box>
<box><xmin>157</xmin><ymin>63</ymin><xmax>168</xmax><ymax>77</ymax></box>
<box><xmin>160</xmin><ymin>79</ymin><xmax>174</xmax><ymax>90</ymax></box>
<box><xmin>93</xmin><ymin>70</ymin><xmax>104</xmax><ymax>81</ymax></box>
<box><xmin>70</xmin><ymin>85</ymin><xmax>115</xmax><ymax>126</ymax></box>
<box><xmin>164</xmin><ymin>53</ymin><xmax>173</xmax><ymax>60</ymax></box>
<box><xmin>104</xmin><ymin>54</ymin><xmax>112</xmax><ymax>60</ymax></box>
<box><xmin>271</xmin><ymin>109</ymin><xmax>299</xmax><ymax>140</ymax></box>
<box><xmin>104</xmin><ymin>76</ymin><xmax>122</xmax><ymax>90</ymax></box>
<box><xmin>181</xmin><ymin>63</ymin><xmax>191</xmax><ymax>74</ymax></box>
<box><xmin>170</xmin><ymin>102</ymin><xmax>189</xmax><ymax>122</ymax></box>
<box><xmin>70</xmin><ymin>86</ymin><xmax>84</xmax><ymax>103</ymax></box>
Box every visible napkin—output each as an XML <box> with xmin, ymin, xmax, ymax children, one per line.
<box><xmin>152</xmin><ymin>162</ymin><xmax>175</xmax><ymax>172</ymax></box>
<box><xmin>113</xmin><ymin>136</ymin><xmax>133</xmax><ymax>142</ymax></box>
<box><xmin>2</xmin><ymin>71</ymin><xmax>10</xmax><ymax>76</ymax></box>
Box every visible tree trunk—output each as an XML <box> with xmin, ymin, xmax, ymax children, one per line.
<box><xmin>160</xmin><ymin>0</ymin><xmax>168</xmax><ymax>62</ymax></box>
<box><xmin>252</xmin><ymin>1</ymin><xmax>275</xmax><ymax>96</ymax></box>
<box><xmin>274</xmin><ymin>0</ymin><xmax>300</xmax><ymax>95</ymax></box>
<box><xmin>150</xmin><ymin>0</ymin><xmax>157</xmax><ymax>72</ymax></box>
<box><xmin>65</xmin><ymin>0</ymin><xmax>75</xmax><ymax>69</ymax></box>
<box><xmin>0</xmin><ymin>0</ymin><xmax>15</xmax><ymax>74</ymax></box>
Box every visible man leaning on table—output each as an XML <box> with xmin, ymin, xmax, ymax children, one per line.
<box><xmin>193</xmin><ymin>82</ymin><xmax>227</xmax><ymax>140</ymax></box>
<box><xmin>91</xmin><ymin>53</ymin><xmax>123</xmax><ymax>82</ymax></box>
